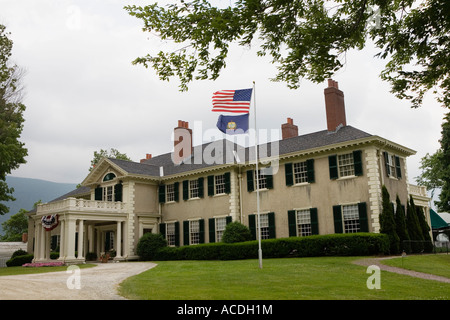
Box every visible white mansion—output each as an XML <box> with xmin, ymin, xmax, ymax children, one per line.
<box><xmin>27</xmin><ymin>80</ymin><xmax>431</xmax><ymax>263</ymax></box>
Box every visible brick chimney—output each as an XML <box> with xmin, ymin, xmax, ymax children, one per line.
<box><xmin>281</xmin><ymin>117</ymin><xmax>298</xmax><ymax>139</ymax></box>
<box><xmin>324</xmin><ymin>79</ymin><xmax>347</xmax><ymax>132</ymax></box>
<box><xmin>172</xmin><ymin>120</ymin><xmax>193</xmax><ymax>165</ymax></box>
<box><xmin>140</xmin><ymin>153</ymin><xmax>152</xmax><ymax>163</ymax></box>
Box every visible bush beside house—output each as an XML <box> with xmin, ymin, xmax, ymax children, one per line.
<box><xmin>137</xmin><ymin>233</ymin><xmax>390</xmax><ymax>261</ymax></box>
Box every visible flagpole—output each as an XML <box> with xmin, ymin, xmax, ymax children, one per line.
<box><xmin>253</xmin><ymin>81</ymin><xmax>263</xmax><ymax>269</ymax></box>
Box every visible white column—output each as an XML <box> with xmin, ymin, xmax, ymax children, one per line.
<box><xmin>34</xmin><ymin>220</ymin><xmax>41</xmax><ymax>261</ymax></box>
<box><xmin>58</xmin><ymin>219</ymin><xmax>65</xmax><ymax>260</ymax></box>
<box><xmin>116</xmin><ymin>221</ymin><xmax>122</xmax><ymax>258</ymax></box>
<box><xmin>88</xmin><ymin>225</ymin><xmax>94</xmax><ymax>253</ymax></box>
<box><xmin>44</xmin><ymin>231</ymin><xmax>51</xmax><ymax>260</ymax></box>
<box><xmin>77</xmin><ymin>219</ymin><xmax>84</xmax><ymax>259</ymax></box>
<box><xmin>39</xmin><ymin>223</ymin><xmax>46</xmax><ymax>261</ymax></box>
<box><xmin>66</xmin><ymin>218</ymin><xmax>77</xmax><ymax>260</ymax></box>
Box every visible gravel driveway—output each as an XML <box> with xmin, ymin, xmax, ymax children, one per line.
<box><xmin>0</xmin><ymin>262</ymin><xmax>156</xmax><ymax>300</ymax></box>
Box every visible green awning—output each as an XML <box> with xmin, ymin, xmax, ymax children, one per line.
<box><xmin>430</xmin><ymin>209</ymin><xmax>449</xmax><ymax>229</ymax></box>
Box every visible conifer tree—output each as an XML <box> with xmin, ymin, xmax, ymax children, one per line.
<box><xmin>416</xmin><ymin>206</ymin><xmax>433</xmax><ymax>253</ymax></box>
<box><xmin>380</xmin><ymin>186</ymin><xmax>399</xmax><ymax>254</ymax></box>
<box><xmin>394</xmin><ymin>195</ymin><xmax>410</xmax><ymax>254</ymax></box>
<box><xmin>406</xmin><ymin>196</ymin><xmax>424</xmax><ymax>253</ymax></box>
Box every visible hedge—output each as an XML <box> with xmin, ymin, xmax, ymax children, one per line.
<box><xmin>146</xmin><ymin>233</ymin><xmax>389</xmax><ymax>261</ymax></box>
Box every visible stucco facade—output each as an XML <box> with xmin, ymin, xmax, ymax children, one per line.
<box><xmin>27</xmin><ymin>81</ymin><xmax>431</xmax><ymax>263</ymax></box>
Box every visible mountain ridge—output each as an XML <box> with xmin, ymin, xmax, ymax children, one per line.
<box><xmin>0</xmin><ymin>176</ymin><xmax>77</xmax><ymax>235</ymax></box>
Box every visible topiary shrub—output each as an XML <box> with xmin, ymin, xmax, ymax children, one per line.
<box><xmin>222</xmin><ymin>221</ymin><xmax>252</xmax><ymax>243</ymax></box>
<box><xmin>137</xmin><ymin>233</ymin><xmax>167</xmax><ymax>261</ymax></box>
<box><xmin>11</xmin><ymin>249</ymin><xmax>28</xmax><ymax>259</ymax></box>
<box><xmin>6</xmin><ymin>254</ymin><xmax>34</xmax><ymax>267</ymax></box>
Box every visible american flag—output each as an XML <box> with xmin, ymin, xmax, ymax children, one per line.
<box><xmin>212</xmin><ymin>88</ymin><xmax>253</xmax><ymax>113</ymax></box>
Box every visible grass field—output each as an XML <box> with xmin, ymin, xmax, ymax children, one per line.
<box><xmin>381</xmin><ymin>254</ymin><xmax>450</xmax><ymax>278</ymax></box>
<box><xmin>118</xmin><ymin>256</ymin><xmax>450</xmax><ymax>300</ymax></box>
<box><xmin>0</xmin><ymin>263</ymin><xmax>95</xmax><ymax>276</ymax></box>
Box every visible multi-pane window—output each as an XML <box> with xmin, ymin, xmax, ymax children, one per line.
<box><xmin>293</xmin><ymin>162</ymin><xmax>308</xmax><ymax>184</ymax></box>
<box><xmin>103</xmin><ymin>186</ymin><xmax>113</xmax><ymax>202</ymax></box>
<box><xmin>166</xmin><ymin>223</ymin><xmax>176</xmax><ymax>246</ymax></box>
<box><xmin>343</xmin><ymin>204</ymin><xmax>360</xmax><ymax>233</ymax></box>
<box><xmin>387</xmin><ymin>155</ymin><xmax>396</xmax><ymax>177</ymax></box>
<box><xmin>189</xmin><ymin>180</ymin><xmax>199</xmax><ymax>198</ymax></box>
<box><xmin>215</xmin><ymin>217</ymin><xmax>227</xmax><ymax>242</ymax></box>
<box><xmin>189</xmin><ymin>220</ymin><xmax>200</xmax><ymax>245</ymax></box>
<box><xmin>338</xmin><ymin>153</ymin><xmax>355</xmax><ymax>177</ymax></box>
<box><xmin>166</xmin><ymin>184</ymin><xmax>175</xmax><ymax>202</ymax></box>
<box><xmin>215</xmin><ymin>175</ymin><xmax>226</xmax><ymax>194</ymax></box>
<box><xmin>255</xmin><ymin>170</ymin><xmax>267</xmax><ymax>189</ymax></box>
<box><xmin>296</xmin><ymin>210</ymin><xmax>312</xmax><ymax>236</ymax></box>
<box><xmin>259</xmin><ymin>214</ymin><xmax>270</xmax><ymax>240</ymax></box>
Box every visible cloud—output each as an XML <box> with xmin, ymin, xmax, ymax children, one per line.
<box><xmin>1</xmin><ymin>0</ymin><xmax>446</xmax><ymax>186</ymax></box>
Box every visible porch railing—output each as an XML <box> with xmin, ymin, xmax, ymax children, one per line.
<box><xmin>37</xmin><ymin>197</ymin><xmax>127</xmax><ymax>215</ymax></box>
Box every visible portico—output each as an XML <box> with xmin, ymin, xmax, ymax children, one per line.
<box><xmin>32</xmin><ymin>197</ymin><xmax>130</xmax><ymax>264</ymax></box>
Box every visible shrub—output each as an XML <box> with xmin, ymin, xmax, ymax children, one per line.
<box><xmin>222</xmin><ymin>221</ymin><xmax>252</xmax><ymax>243</ymax></box>
<box><xmin>137</xmin><ymin>233</ymin><xmax>167</xmax><ymax>261</ymax></box>
<box><xmin>152</xmin><ymin>233</ymin><xmax>390</xmax><ymax>261</ymax></box>
<box><xmin>6</xmin><ymin>254</ymin><xmax>34</xmax><ymax>267</ymax></box>
<box><xmin>11</xmin><ymin>249</ymin><xmax>28</xmax><ymax>259</ymax></box>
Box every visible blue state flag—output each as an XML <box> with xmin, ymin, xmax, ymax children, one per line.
<box><xmin>217</xmin><ymin>114</ymin><xmax>249</xmax><ymax>135</ymax></box>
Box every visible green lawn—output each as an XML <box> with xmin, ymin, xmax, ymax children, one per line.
<box><xmin>118</xmin><ymin>256</ymin><xmax>450</xmax><ymax>300</ymax></box>
<box><xmin>381</xmin><ymin>254</ymin><xmax>450</xmax><ymax>278</ymax></box>
<box><xmin>0</xmin><ymin>264</ymin><xmax>96</xmax><ymax>276</ymax></box>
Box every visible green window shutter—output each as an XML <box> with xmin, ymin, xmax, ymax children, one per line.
<box><xmin>247</xmin><ymin>170</ymin><xmax>254</xmax><ymax>192</ymax></box>
<box><xmin>224</xmin><ymin>172</ymin><xmax>231</xmax><ymax>194</ymax></box>
<box><xmin>158</xmin><ymin>185</ymin><xmax>165</xmax><ymax>203</ymax></box>
<box><xmin>383</xmin><ymin>152</ymin><xmax>390</xmax><ymax>176</ymax></box>
<box><xmin>306</xmin><ymin>159</ymin><xmax>315</xmax><ymax>183</ymax></box>
<box><xmin>208</xmin><ymin>218</ymin><xmax>216</xmax><ymax>243</ymax></box>
<box><xmin>226</xmin><ymin>216</ymin><xmax>232</xmax><ymax>224</ymax></box>
<box><xmin>207</xmin><ymin>175</ymin><xmax>215</xmax><ymax>196</ymax></box>
<box><xmin>353</xmin><ymin>150</ymin><xmax>363</xmax><ymax>176</ymax></box>
<box><xmin>288</xmin><ymin>210</ymin><xmax>297</xmax><ymax>237</ymax></box>
<box><xmin>197</xmin><ymin>177</ymin><xmax>204</xmax><ymax>198</ymax></box>
<box><xmin>114</xmin><ymin>183</ymin><xmax>123</xmax><ymax>202</ymax></box>
<box><xmin>395</xmin><ymin>156</ymin><xmax>402</xmax><ymax>179</ymax></box>
<box><xmin>95</xmin><ymin>186</ymin><xmax>103</xmax><ymax>201</ymax></box>
<box><xmin>248</xmin><ymin>214</ymin><xmax>256</xmax><ymax>240</ymax></box>
<box><xmin>174</xmin><ymin>182</ymin><xmax>180</xmax><ymax>202</ymax></box>
<box><xmin>159</xmin><ymin>223</ymin><xmax>166</xmax><ymax>239</ymax></box>
<box><xmin>265</xmin><ymin>173</ymin><xmax>274</xmax><ymax>189</ymax></box>
<box><xmin>310</xmin><ymin>208</ymin><xmax>319</xmax><ymax>235</ymax></box>
<box><xmin>285</xmin><ymin>163</ymin><xmax>293</xmax><ymax>186</ymax></box>
<box><xmin>329</xmin><ymin>155</ymin><xmax>338</xmax><ymax>180</ymax></box>
<box><xmin>174</xmin><ymin>222</ymin><xmax>180</xmax><ymax>247</ymax></box>
<box><xmin>183</xmin><ymin>221</ymin><xmax>190</xmax><ymax>245</ymax></box>
<box><xmin>358</xmin><ymin>202</ymin><xmax>369</xmax><ymax>232</ymax></box>
<box><xmin>199</xmin><ymin>219</ymin><xmax>205</xmax><ymax>244</ymax></box>
<box><xmin>268</xmin><ymin>212</ymin><xmax>276</xmax><ymax>239</ymax></box>
<box><xmin>333</xmin><ymin>205</ymin><xmax>343</xmax><ymax>233</ymax></box>
<box><xmin>183</xmin><ymin>180</ymin><xmax>189</xmax><ymax>200</ymax></box>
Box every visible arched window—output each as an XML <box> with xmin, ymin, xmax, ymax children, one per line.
<box><xmin>103</xmin><ymin>172</ymin><xmax>116</xmax><ymax>182</ymax></box>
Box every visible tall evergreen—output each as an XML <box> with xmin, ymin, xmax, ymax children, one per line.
<box><xmin>406</xmin><ymin>196</ymin><xmax>424</xmax><ymax>253</ymax></box>
<box><xmin>437</xmin><ymin>113</ymin><xmax>450</xmax><ymax>212</ymax></box>
<box><xmin>416</xmin><ymin>206</ymin><xmax>433</xmax><ymax>253</ymax></box>
<box><xmin>394</xmin><ymin>195</ymin><xmax>410</xmax><ymax>253</ymax></box>
<box><xmin>380</xmin><ymin>186</ymin><xmax>400</xmax><ymax>254</ymax></box>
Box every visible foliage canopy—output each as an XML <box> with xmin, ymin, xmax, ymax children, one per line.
<box><xmin>125</xmin><ymin>0</ymin><xmax>450</xmax><ymax>108</ymax></box>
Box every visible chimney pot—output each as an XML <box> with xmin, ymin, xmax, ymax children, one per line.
<box><xmin>282</xmin><ymin>117</ymin><xmax>298</xmax><ymax>139</ymax></box>
<box><xmin>173</xmin><ymin>120</ymin><xmax>193</xmax><ymax>164</ymax></box>
<box><xmin>324</xmin><ymin>79</ymin><xmax>346</xmax><ymax>132</ymax></box>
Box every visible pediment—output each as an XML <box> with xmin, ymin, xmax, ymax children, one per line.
<box><xmin>80</xmin><ymin>158</ymin><xmax>128</xmax><ymax>186</ymax></box>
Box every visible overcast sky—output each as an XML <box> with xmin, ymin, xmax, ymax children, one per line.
<box><xmin>1</xmin><ymin>0</ymin><xmax>447</xmax><ymax>187</ymax></box>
